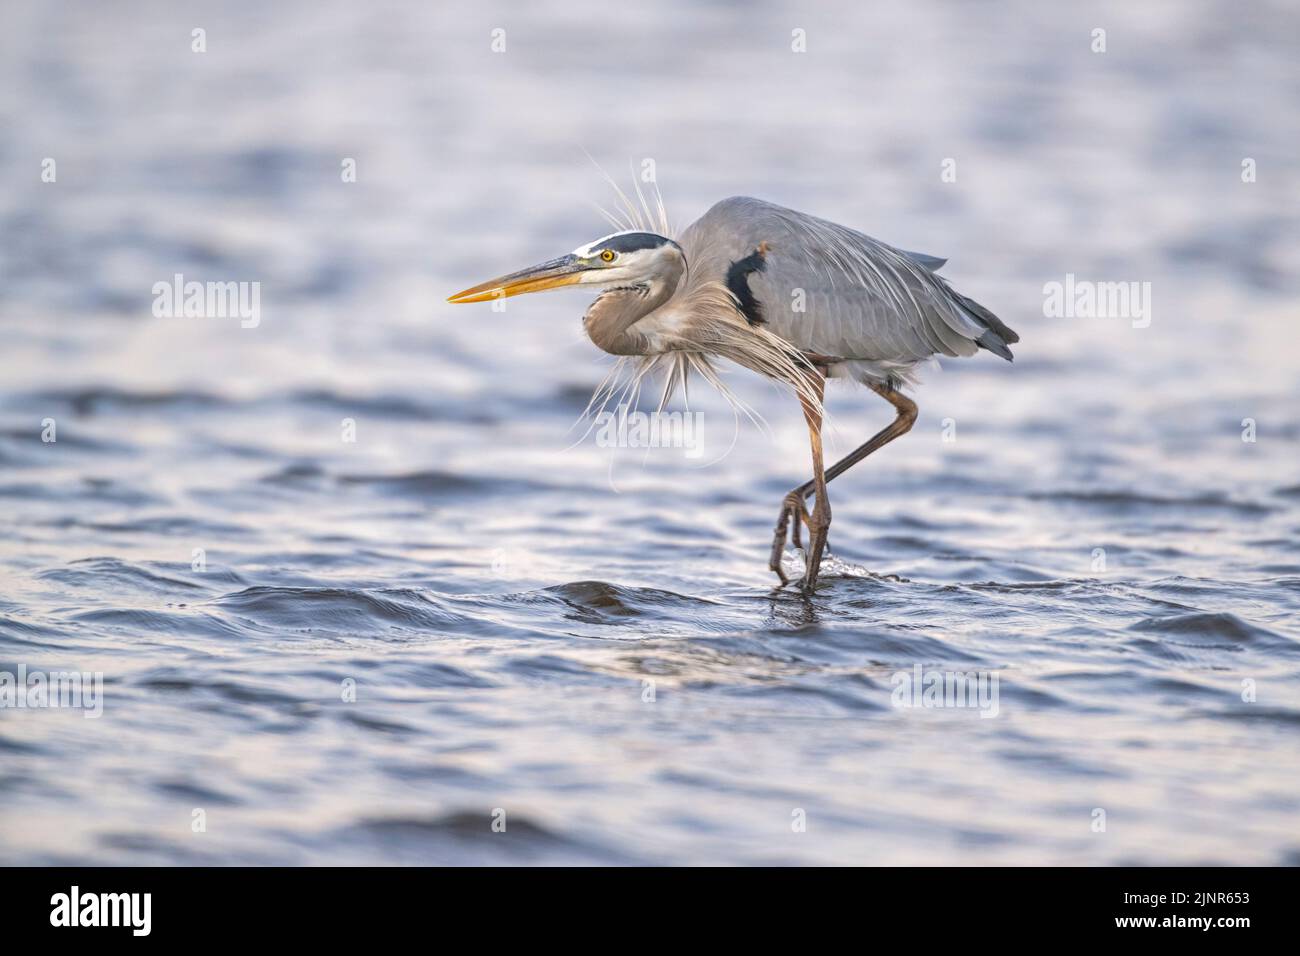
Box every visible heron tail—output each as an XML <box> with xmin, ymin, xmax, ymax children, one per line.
<box><xmin>952</xmin><ymin>291</ymin><xmax>1019</xmax><ymax>362</ymax></box>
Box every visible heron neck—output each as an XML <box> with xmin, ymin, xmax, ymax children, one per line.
<box><xmin>582</xmin><ymin>278</ymin><xmax>676</xmax><ymax>356</ymax></box>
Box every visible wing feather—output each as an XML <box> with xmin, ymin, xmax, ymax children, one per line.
<box><xmin>678</xmin><ymin>197</ymin><xmax>1012</xmax><ymax>366</ymax></box>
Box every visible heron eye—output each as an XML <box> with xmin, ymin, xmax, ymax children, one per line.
<box><xmin>600</xmin><ymin>249</ymin><xmax>616</xmax><ymax>262</ymax></box>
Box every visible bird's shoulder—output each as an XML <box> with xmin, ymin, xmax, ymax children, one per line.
<box><xmin>687</xmin><ymin>196</ymin><xmax>944</xmax><ymax>273</ymax></box>
<box><xmin>683</xmin><ymin>197</ymin><xmax>946</xmax><ymax>296</ymax></box>
<box><xmin>681</xmin><ymin>197</ymin><xmax>821</xmax><ymax>273</ymax></box>
<box><xmin>692</xmin><ymin>196</ymin><xmax>795</xmax><ymax>236</ymax></box>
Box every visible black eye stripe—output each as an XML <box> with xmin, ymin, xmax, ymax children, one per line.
<box><xmin>600</xmin><ymin>232</ymin><xmax>673</xmax><ymax>254</ymax></box>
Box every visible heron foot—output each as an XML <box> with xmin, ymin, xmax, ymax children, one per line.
<box><xmin>768</xmin><ymin>509</ymin><xmax>792</xmax><ymax>586</ymax></box>
<box><xmin>769</xmin><ymin>491</ymin><xmax>813</xmax><ymax>587</ymax></box>
<box><xmin>797</xmin><ymin>498</ymin><xmax>831</xmax><ymax>594</ymax></box>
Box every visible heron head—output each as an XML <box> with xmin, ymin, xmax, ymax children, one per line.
<box><xmin>447</xmin><ymin>231</ymin><xmax>684</xmax><ymax>304</ymax></box>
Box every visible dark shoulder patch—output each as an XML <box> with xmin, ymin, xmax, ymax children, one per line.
<box><xmin>726</xmin><ymin>243</ymin><xmax>769</xmax><ymax>326</ymax></box>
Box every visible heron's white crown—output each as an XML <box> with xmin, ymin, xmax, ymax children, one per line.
<box><xmin>571</xmin><ymin>231</ymin><xmax>635</xmax><ymax>258</ymax></box>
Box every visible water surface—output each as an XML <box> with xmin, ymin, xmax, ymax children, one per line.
<box><xmin>1</xmin><ymin>0</ymin><xmax>1298</xmax><ymax>864</ymax></box>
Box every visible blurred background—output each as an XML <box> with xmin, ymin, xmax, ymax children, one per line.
<box><xmin>0</xmin><ymin>0</ymin><xmax>1297</xmax><ymax>865</ymax></box>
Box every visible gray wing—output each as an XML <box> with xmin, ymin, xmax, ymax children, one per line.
<box><xmin>678</xmin><ymin>196</ymin><xmax>1015</xmax><ymax>363</ymax></box>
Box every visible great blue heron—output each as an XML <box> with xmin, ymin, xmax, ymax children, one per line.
<box><xmin>448</xmin><ymin>195</ymin><xmax>1018</xmax><ymax>592</ymax></box>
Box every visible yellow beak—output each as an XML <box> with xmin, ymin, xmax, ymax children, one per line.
<box><xmin>447</xmin><ymin>254</ymin><xmax>590</xmax><ymax>304</ymax></box>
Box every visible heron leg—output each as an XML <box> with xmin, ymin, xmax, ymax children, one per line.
<box><xmin>806</xmin><ymin>382</ymin><xmax>918</xmax><ymax>493</ymax></box>
<box><xmin>768</xmin><ymin>373</ymin><xmax>824</xmax><ymax>584</ymax></box>
<box><xmin>798</xmin><ymin>379</ymin><xmax>831</xmax><ymax>593</ymax></box>
<box><xmin>769</xmin><ymin>382</ymin><xmax>918</xmax><ymax>586</ymax></box>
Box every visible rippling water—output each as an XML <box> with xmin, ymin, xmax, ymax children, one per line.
<box><xmin>2</xmin><ymin>0</ymin><xmax>1298</xmax><ymax>864</ymax></box>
